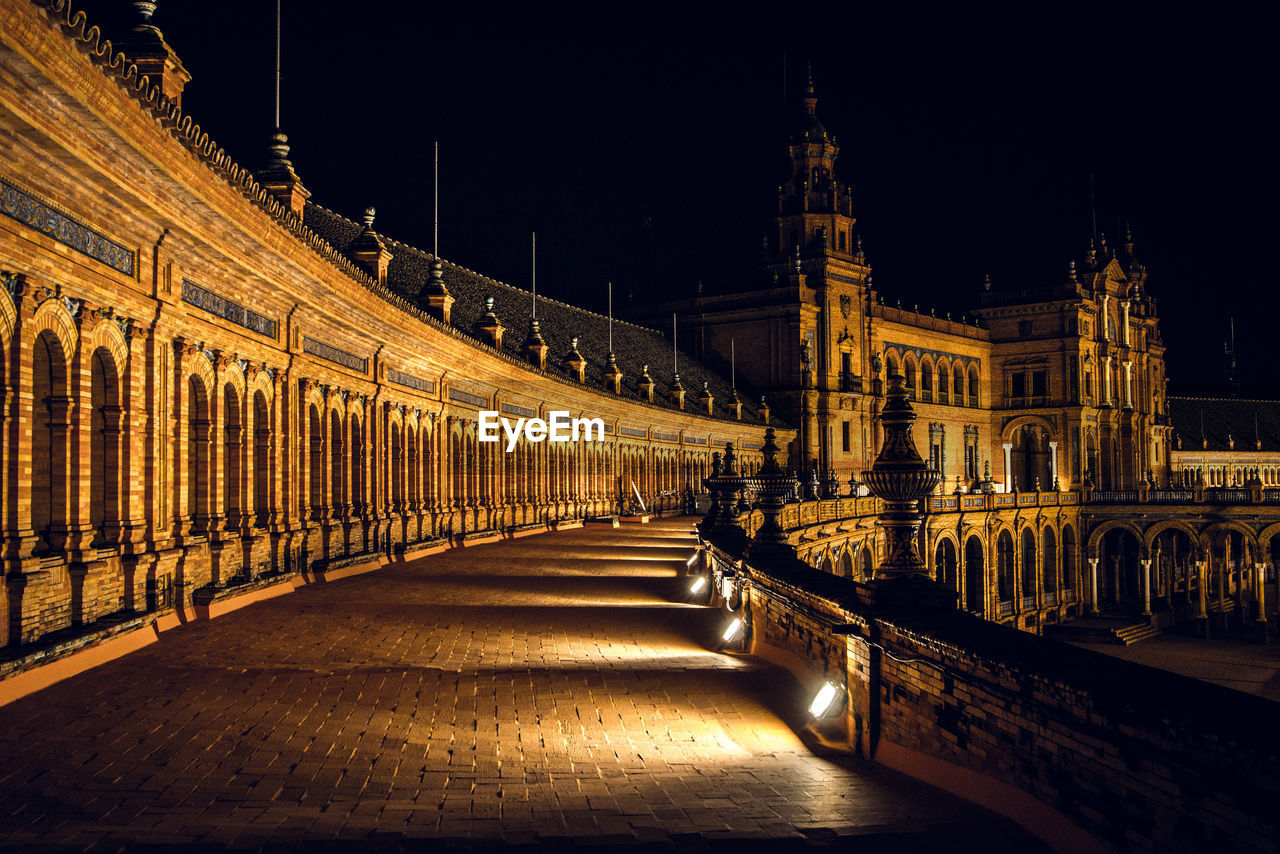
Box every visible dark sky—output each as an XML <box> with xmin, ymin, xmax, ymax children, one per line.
<box><xmin>73</xmin><ymin>3</ymin><xmax>1277</xmax><ymax>394</ymax></box>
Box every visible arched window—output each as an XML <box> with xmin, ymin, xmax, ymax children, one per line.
<box><xmin>1021</xmin><ymin>527</ymin><xmax>1037</xmax><ymax>601</ymax></box>
<box><xmin>965</xmin><ymin>536</ymin><xmax>984</xmax><ymax>613</ymax></box>
<box><xmin>953</xmin><ymin>365</ymin><xmax>964</xmax><ymax>402</ymax></box>
<box><xmin>390</xmin><ymin>422</ymin><xmax>402</xmax><ymax>507</ymax></box>
<box><xmin>904</xmin><ymin>357</ymin><xmax>917</xmax><ymax>398</ymax></box>
<box><xmin>921</xmin><ymin>358</ymin><xmax>934</xmax><ymax>402</ymax></box>
<box><xmin>223</xmin><ymin>384</ymin><xmax>242</xmax><ymax>529</ymax></box>
<box><xmin>935</xmin><ymin>539</ymin><xmax>957</xmax><ymax>589</ymax></box>
<box><xmin>937</xmin><ymin>361</ymin><xmax>949</xmax><ymax>404</ymax></box>
<box><xmin>330</xmin><ymin>410</ymin><xmax>345</xmax><ymax>513</ymax></box>
<box><xmin>1062</xmin><ymin>526</ymin><xmax>1077</xmax><ymax>588</ymax></box>
<box><xmin>32</xmin><ymin>330</ymin><xmax>70</xmax><ymax>553</ymax></box>
<box><xmin>187</xmin><ymin>376</ymin><xmax>210</xmax><ymax>533</ymax></box>
<box><xmin>253</xmin><ymin>390</ymin><xmax>269</xmax><ymax>528</ymax></box>
<box><xmin>968</xmin><ymin>364</ymin><xmax>980</xmax><ymax>407</ymax></box>
<box><xmin>89</xmin><ymin>348</ymin><xmax>121</xmax><ymax>545</ymax></box>
<box><xmin>350</xmin><ymin>416</ymin><xmax>364</xmax><ymax>512</ymax></box>
<box><xmin>997</xmin><ymin>531</ymin><xmax>1014</xmax><ymax>604</ymax></box>
<box><xmin>309</xmin><ymin>405</ymin><xmax>323</xmax><ymax>519</ymax></box>
<box><xmin>1042</xmin><ymin>527</ymin><xmax>1058</xmax><ymax>594</ymax></box>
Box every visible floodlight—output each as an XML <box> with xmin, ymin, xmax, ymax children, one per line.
<box><xmin>722</xmin><ymin>617</ymin><xmax>744</xmax><ymax>642</ymax></box>
<box><xmin>686</xmin><ymin>552</ymin><xmax>700</xmax><ymax>567</ymax></box>
<box><xmin>690</xmin><ymin>576</ymin><xmax>708</xmax><ymax>595</ymax></box>
<box><xmin>808</xmin><ymin>681</ymin><xmax>842</xmax><ymax>719</ymax></box>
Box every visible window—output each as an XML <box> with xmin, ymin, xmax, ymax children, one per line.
<box><xmin>840</xmin><ymin>351</ymin><xmax>852</xmax><ymax>391</ymax></box>
<box><xmin>1031</xmin><ymin>371</ymin><xmax>1047</xmax><ymax>398</ymax></box>
<box><xmin>838</xmin><ymin>230</ymin><xmax>847</xmax><ymax>252</ymax></box>
<box><xmin>842</xmin><ymin>421</ymin><xmax>851</xmax><ymax>453</ymax></box>
<box><xmin>1011</xmin><ymin>371</ymin><xmax>1026</xmax><ymax>400</ymax></box>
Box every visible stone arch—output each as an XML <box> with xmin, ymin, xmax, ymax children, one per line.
<box><xmin>839</xmin><ymin>547</ymin><xmax>854</xmax><ymax>578</ymax></box>
<box><xmin>1143</xmin><ymin>519</ymin><xmax>1201</xmax><ymax>554</ymax></box>
<box><xmin>1042</xmin><ymin>526</ymin><xmax>1058</xmax><ymax>594</ymax></box>
<box><xmin>247</xmin><ymin>368</ymin><xmax>274</xmax><ymax>402</ymax></box>
<box><xmin>1000</xmin><ymin>414</ymin><xmax>1057</xmax><ymax>445</ymax></box>
<box><xmin>1200</xmin><ymin>521</ymin><xmax>1259</xmax><ymax>557</ymax></box>
<box><xmin>966</xmin><ymin>362</ymin><xmax>980</xmax><ymax>407</ymax></box>
<box><xmin>934</xmin><ymin>535</ymin><xmax>958</xmax><ymax>590</ymax></box>
<box><xmin>936</xmin><ymin>356</ymin><xmax>950</xmax><ymax>404</ymax></box>
<box><xmin>30</xmin><ymin>296</ymin><xmax>80</xmax><ymax>362</ymax></box>
<box><xmin>996</xmin><ymin>529</ymin><xmax>1015</xmax><ymax>603</ymax></box>
<box><xmin>919</xmin><ymin>354</ymin><xmax>935</xmax><ymax>402</ymax></box>
<box><xmin>902</xmin><ymin>352</ymin><xmax>918</xmax><ymax>398</ymax></box>
<box><xmin>81</xmin><ymin>316</ymin><xmax>128</xmax><ymax>376</ymax></box>
<box><xmin>182</xmin><ymin>347</ymin><xmax>216</xmax><ymax>396</ymax></box>
<box><xmin>0</xmin><ymin>276</ymin><xmax>16</xmax><ymax>349</ymax></box>
<box><xmin>1086</xmin><ymin>519</ymin><xmax>1146</xmax><ymax>557</ymax></box>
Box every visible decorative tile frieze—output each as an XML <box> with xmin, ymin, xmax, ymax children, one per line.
<box><xmin>449</xmin><ymin>387</ymin><xmax>489</xmax><ymax>409</ymax></box>
<box><xmin>303</xmin><ymin>335</ymin><xmax>367</xmax><ymax>373</ymax></box>
<box><xmin>620</xmin><ymin>426</ymin><xmax>646</xmax><ymax>439</ymax></box>
<box><xmin>1</xmin><ymin>177</ymin><xmax>135</xmax><ymax>275</ymax></box>
<box><xmin>500</xmin><ymin>402</ymin><xmax>537</xmax><ymax>419</ymax></box>
<box><xmin>685</xmin><ymin>436</ymin><xmax>707</xmax><ymax>445</ymax></box>
<box><xmin>182</xmin><ymin>279</ymin><xmax>278</xmax><ymax>339</ymax></box>
<box><xmin>386</xmin><ymin>368</ymin><xmax>435</xmax><ymax>394</ymax></box>
<box><xmin>654</xmin><ymin>431</ymin><xmax>679</xmax><ymax>443</ymax></box>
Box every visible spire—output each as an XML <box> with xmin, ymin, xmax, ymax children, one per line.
<box><xmin>256</xmin><ymin>0</ymin><xmax>310</xmax><ymax>215</ymax></box>
<box><xmin>421</xmin><ymin>142</ymin><xmax>453</xmax><ymax>323</ymax></box>
<box><xmin>803</xmin><ymin>62</ymin><xmax>818</xmax><ymax>117</ymax></box>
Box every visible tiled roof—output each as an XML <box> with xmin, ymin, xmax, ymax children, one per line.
<box><xmin>304</xmin><ymin>203</ymin><xmax>775</xmax><ymax>427</ymax></box>
<box><xmin>1168</xmin><ymin>397</ymin><xmax>1280</xmax><ymax>452</ymax></box>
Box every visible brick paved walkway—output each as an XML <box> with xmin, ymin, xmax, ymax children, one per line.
<box><xmin>0</xmin><ymin>518</ymin><xmax>1042</xmax><ymax>851</ymax></box>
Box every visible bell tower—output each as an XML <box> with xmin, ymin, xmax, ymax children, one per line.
<box><xmin>775</xmin><ymin>68</ymin><xmax>858</xmax><ymax>259</ymax></box>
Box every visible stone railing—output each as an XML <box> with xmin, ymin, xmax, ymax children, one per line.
<box><xmin>701</xmin><ymin>538</ymin><xmax>1279</xmax><ymax>853</ymax></box>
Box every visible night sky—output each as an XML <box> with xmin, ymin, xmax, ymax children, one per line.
<box><xmin>72</xmin><ymin>3</ymin><xmax>1277</xmax><ymax>394</ymax></box>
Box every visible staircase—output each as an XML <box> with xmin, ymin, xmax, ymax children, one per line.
<box><xmin>1045</xmin><ymin>615</ymin><xmax>1161</xmax><ymax>646</ymax></box>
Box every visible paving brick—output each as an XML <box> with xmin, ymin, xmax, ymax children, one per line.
<box><xmin>0</xmin><ymin>519</ymin><xmax>1039</xmax><ymax>850</ymax></box>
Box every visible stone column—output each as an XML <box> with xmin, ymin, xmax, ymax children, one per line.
<box><xmin>1048</xmin><ymin>441</ymin><xmax>1059</xmax><ymax>488</ymax></box>
<box><xmin>1196</xmin><ymin>558</ymin><xmax>1208</xmax><ymax>618</ymax></box>
<box><xmin>1140</xmin><ymin>558</ymin><xmax>1152</xmax><ymax>616</ymax></box>
<box><xmin>1256</xmin><ymin>562</ymin><xmax>1268</xmax><ymax>635</ymax></box>
<box><xmin>1123</xmin><ymin>361</ymin><xmax>1133</xmax><ymax>408</ymax></box>
<box><xmin>1102</xmin><ymin>355</ymin><xmax>1112</xmax><ymax>403</ymax></box>
<box><xmin>1121</xmin><ymin>299</ymin><xmax>1131</xmax><ymax>345</ymax></box>
<box><xmin>1088</xmin><ymin>557</ymin><xmax>1100</xmax><ymax>615</ymax></box>
<box><xmin>1002</xmin><ymin>443</ymin><xmax>1013</xmax><ymax>492</ymax></box>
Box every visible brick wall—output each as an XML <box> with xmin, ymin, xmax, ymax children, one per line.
<box><xmin>721</xmin><ymin>543</ymin><xmax>1279</xmax><ymax>852</ymax></box>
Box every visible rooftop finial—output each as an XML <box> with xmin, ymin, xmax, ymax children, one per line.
<box><xmin>361</xmin><ymin>206</ymin><xmax>375</xmax><ymax>229</ymax></box>
<box><xmin>133</xmin><ymin>1</ymin><xmax>156</xmax><ymax>23</ymax></box>
<box><xmin>803</xmin><ymin>62</ymin><xmax>818</xmax><ymax>116</ymax></box>
<box><xmin>531</xmin><ymin>231</ymin><xmax>537</xmax><ymax>320</ymax></box>
<box><xmin>983</xmin><ymin>273</ymin><xmax>992</xmax><ymax>292</ymax></box>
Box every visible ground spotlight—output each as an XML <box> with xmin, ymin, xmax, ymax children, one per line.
<box><xmin>721</xmin><ymin>617</ymin><xmax>745</xmax><ymax>643</ymax></box>
<box><xmin>686</xmin><ymin>551</ymin><xmax>700</xmax><ymax>567</ymax></box>
<box><xmin>808</xmin><ymin>681</ymin><xmax>843</xmax><ymax>719</ymax></box>
<box><xmin>690</xmin><ymin>576</ymin><xmax>708</xmax><ymax>595</ymax></box>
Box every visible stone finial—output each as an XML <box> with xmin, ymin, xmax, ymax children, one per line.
<box><xmin>561</xmin><ymin>336</ymin><xmax>587</xmax><ymax>383</ymax></box>
<box><xmin>697</xmin><ymin>379</ymin><xmax>713</xmax><ymax>415</ymax></box>
<box><xmin>728</xmin><ymin>386</ymin><xmax>743</xmax><ymax>421</ymax></box>
<box><xmin>669</xmin><ymin>371</ymin><xmax>686</xmax><ymax>410</ymax></box>
<box><xmin>522</xmin><ymin>319</ymin><xmax>548</xmax><ymax>370</ymax></box>
<box><xmin>637</xmin><ymin>364</ymin><xmax>654</xmax><ymax>403</ymax></box>
<box><xmin>759</xmin><ymin>395</ymin><xmax>770</xmax><ymax>425</ymax></box>
<box><xmin>133</xmin><ymin>1</ymin><xmax>157</xmax><ymax>21</ymax></box>
<box><xmin>604</xmin><ymin>352</ymin><xmax>624</xmax><ymax>395</ymax></box>
<box><xmin>116</xmin><ymin>0</ymin><xmax>191</xmax><ymax>107</ymax></box>
<box><xmin>982</xmin><ymin>273</ymin><xmax>992</xmax><ymax>292</ymax></box>
<box><xmin>350</xmin><ymin>205</ymin><xmax>392</xmax><ymax>284</ymax></box>
<box><xmin>414</xmin><ymin>254</ymin><xmax>449</xmax><ymax>311</ymax></box>
<box><xmin>861</xmin><ymin>372</ymin><xmax>941</xmax><ymax>579</ymax></box>
<box><xmin>473</xmin><ymin>294</ymin><xmax>504</xmax><ymax>349</ymax></box>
